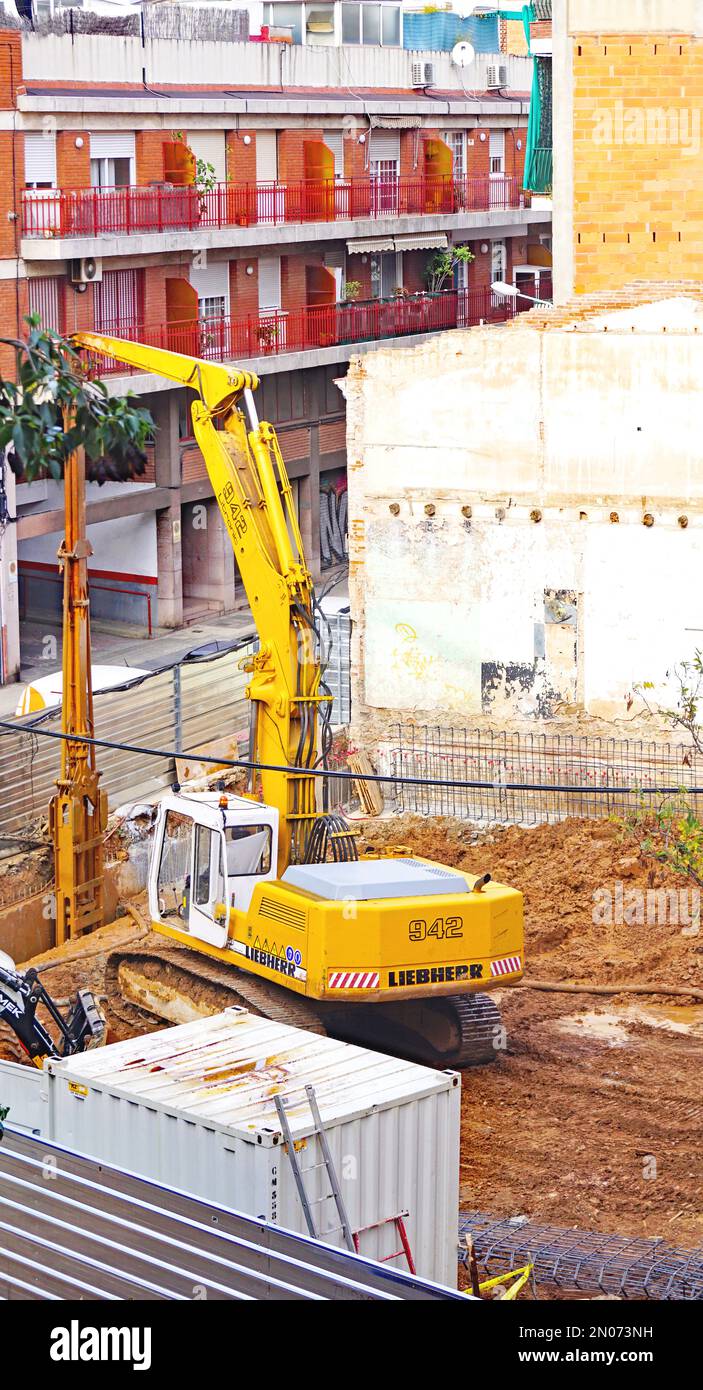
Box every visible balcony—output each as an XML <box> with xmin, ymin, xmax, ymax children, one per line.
<box><xmin>22</xmin><ymin>175</ymin><xmax>526</xmax><ymax>241</ymax></box>
<box><xmin>86</xmin><ymin>287</ymin><xmax>519</xmax><ymax>377</ymax></box>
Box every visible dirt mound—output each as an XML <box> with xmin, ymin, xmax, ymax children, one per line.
<box><xmin>359</xmin><ymin>816</ymin><xmax>703</xmax><ymax>992</ymax></box>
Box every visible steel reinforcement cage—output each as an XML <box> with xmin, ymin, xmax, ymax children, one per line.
<box><xmin>385</xmin><ymin>724</ymin><xmax>703</xmax><ymax>826</ymax></box>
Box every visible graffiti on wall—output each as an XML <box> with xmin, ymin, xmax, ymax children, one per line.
<box><xmin>320</xmin><ymin>469</ymin><xmax>348</xmax><ymax>569</ymax></box>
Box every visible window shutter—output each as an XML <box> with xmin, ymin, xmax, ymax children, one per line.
<box><xmin>323</xmin><ymin>130</ymin><xmax>344</xmax><ymax>177</ymax></box>
<box><xmin>370</xmin><ymin>131</ymin><xmax>400</xmax><ymax>163</ymax></box>
<box><xmin>190</xmin><ymin>260</ymin><xmax>229</xmax><ymax>304</ymax></box>
<box><xmin>24</xmin><ymin>131</ymin><xmax>56</xmax><ymax>186</ymax></box>
<box><xmin>258</xmin><ymin>256</ymin><xmax>281</xmax><ymax>311</ymax></box>
<box><xmin>89</xmin><ymin>132</ymin><xmax>136</xmax><ymax>161</ymax></box>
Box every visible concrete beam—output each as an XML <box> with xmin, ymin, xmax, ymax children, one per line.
<box><xmin>21</xmin><ymin>209</ymin><xmax>550</xmax><ymax>265</ymax></box>
<box><xmin>17</xmin><ymin>486</ymin><xmax>172</xmax><ymax>539</ymax></box>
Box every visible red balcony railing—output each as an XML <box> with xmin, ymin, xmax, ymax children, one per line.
<box><xmin>85</xmin><ymin>287</ymin><xmax>516</xmax><ymax>375</ymax></box>
<box><xmin>22</xmin><ymin>175</ymin><xmax>525</xmax><ymax>238</ymax></box>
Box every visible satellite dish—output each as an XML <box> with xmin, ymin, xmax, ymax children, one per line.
<box><xmin>451</xmin><ymin>41</ymin><xmax>476</xmax><ymax>68</ymax></box>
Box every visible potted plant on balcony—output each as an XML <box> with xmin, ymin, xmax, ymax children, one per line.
<box><xmin>341</xmin><ymin>280</ymin><xmax>362</xmax><ymax>307</ymax></box>
<box><xmin>258</xmin><ymin>321</ymin><xmax>280</xmax><ymax>351</ymax></box>
<box><xmin>424</xmin><ymin>244</ymin><xmax>474</xmax><ymax>294</ymax></box>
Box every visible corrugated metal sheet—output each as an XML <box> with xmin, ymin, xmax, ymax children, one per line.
<box><xmin>0</xmin><ymin>1126</ymin><xmax>463</xmax><ymax>1301</ymax></box>
<box><xmin>18</xmin><ymin>1010</ymin><xmax>460</xmax><ymax>1286</ymax></box>
<box><xmin>0</xmin><ymin>642</ymin><xmax>255</xmax><ymax>839</ymax></box>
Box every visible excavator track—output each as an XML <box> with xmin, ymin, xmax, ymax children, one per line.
<box><xmin>105</xmin><ymin>941</ymin><xmax>327</xmax><ymax>1036</ymax></box>
<box><xmin>322</xmin><ymin>992</ymin><xmax>503</xmax><ymax>1070</ymax></box>
<box><xmin>106</xmin><ymin>939</ymin><xmax>502</xmax><ymax>1068</ymax></box>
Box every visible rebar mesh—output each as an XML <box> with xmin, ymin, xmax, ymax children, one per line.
<box><xmin>388</xmin><ymin>724</ymin><xmax>703</xmax><ymax>825</ymax></box>
<box><xmin>459</xmin><ymin>1212</ymin><xmax>703</xmax><ymax>1300</ymax></box>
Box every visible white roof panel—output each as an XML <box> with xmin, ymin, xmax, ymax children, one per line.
<box><xmin>49</xmin><ymin>1009</ymin><xmax>455</xmax><ymax>1144</ymax></box>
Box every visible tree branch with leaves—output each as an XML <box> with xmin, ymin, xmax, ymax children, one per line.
<box><xmin>0</xmin><ymin>318</ymin><xmax>153</xmax><ymax>485</ymax></box>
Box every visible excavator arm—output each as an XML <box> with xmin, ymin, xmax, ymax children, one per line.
<box><xmin>0</xmin><ymin>951</ymin><xmax>105</xmax><ymax>1066</ymax></box>
<box><xmin>73</xmin><ymin>333</ymin><xmax>328</xmax><ymax>869</ymax></box>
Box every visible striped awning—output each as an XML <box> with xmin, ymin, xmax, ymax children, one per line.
<box><xmin>393</xmin><ymin>232</ymin><xmax>448</xmax><ymax>252</ymax></box>
<box><xmin>347</xmin><ymin>236</ymin><xmax>395</xmax><ymax>255</ymax></box>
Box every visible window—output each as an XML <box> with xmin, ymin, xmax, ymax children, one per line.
<box><xmin>198</xmin><ymin>295</ymin><xmax>226</xmax><ymax>321</ymax></box>
<box><xmin>341</xmin><ymin>2</ymin><xmax>360</xmax><ymax>42</ymax></box>
<box><xmin>94</xmin><ymin>268</ymin><xmax>143</xmax><ymax>331</ymax></box>
<box><xmin>156</xmin><ymin>810</ymin><xmax>193</xmax><ymax>921</ymax></box>
<box><xmin>445</xmin><ymin>131</ymin><xmax>465</xmax><ymax>179</ymax></box>
<box><xmin>24</xmin><ymin>131</ymin><xmax>56</xmax><ymax>189</ymax></box>
<box><xmin>381</xmin><ymin>4</ymin><xmax>400</xmax><ymax>46</ymax></box>
<box><xmin>491</xmin><ymin>239</ymin><xmax>507</xmax><ymax>281</ymax></box>
<box><xmin>224</xmin><ymin>825</ymin><xmax>273</xmax><ymax>877</ymax></box>
<box><xmin>193</xmin><ymin>824</ymin><xmax>215</xmax><ymax>906</ymax></box>
<box><xmin>90</xmin><ymin>157</ymin><xmax>132</xmax><ymax>189</ymax></box>
<box><xmin>341</xmin><ymin>3</ymin><xmax>400</xmax><ymax>46</ymax></box>
<box><xmin>363</xmin><ymin>4</ymin><xmax>380</xmax><ymax>43</ymax></box>
<box><xmin>489</xmin><ymin>129</ymin><xmax>505</xmax><ymax>175</ymax></box>
<box><xmin>28</xmin><ymin>277</ymin><xmax>63</xmax><ymax>334</ymax></box>
<box><xmin>370</xmin><ymin>250</ymin><xmax>401</xmax><ymax>299</ymax></box>
<box><xmin>266</xmin><ymin>3</ymin><xmax>303</xmax><ymax>44</ymax></box>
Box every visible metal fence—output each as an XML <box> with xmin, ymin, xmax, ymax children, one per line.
<box><xmin>0</xmin><ymin>642</ymin><xmax>255</xmax><ymax>841</ymax></box>
<box><xmin>0</xmin><ymin>1124</ymin><xmax>460</xmax><ymax>1302</ymax></box>
<box><xmin>385</xmin><ymin>724</ymin><xmax>703</xmax><ymax>826</ymax></box>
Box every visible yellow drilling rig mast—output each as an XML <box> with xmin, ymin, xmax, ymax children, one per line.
<box><xmin>49</xmin><ymin>430</ymin><xmax>107</xmax><ymax>945</ymax></box>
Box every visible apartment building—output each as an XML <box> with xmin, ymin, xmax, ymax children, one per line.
<box><xmin>0</xmin><ymin>6</ymin><xmax>552</xmax><ymax>683</ymax></box>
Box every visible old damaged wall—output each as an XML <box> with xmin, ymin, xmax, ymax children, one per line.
<box><xmin>344</xmin><ymin>306</ymin><xmax>703</xmax><ymax>737</ymax></box>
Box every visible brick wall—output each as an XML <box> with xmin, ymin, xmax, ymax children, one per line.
<box><xmin>0</xmin><ymin>278</ymin><xmax>27</xmax><ymax>374</ymax></box>
<box><xmin>60</xmin><ymin>280</ymin><xmax>94</xmax><ymax>337</ymax></box>
<box><xmin>227</xmin><ymin>130</ymin><xmax>256</xmax><ymax>183</ymax></box>
<box><xmin>230</xmin><ymin>258</ymin><xmax>259</xmax><ymax>316</ymax></box>
<box><xmin>402</xmin><ymin>250</ymin><xmax>429</xmax><ymax>294</ymax></box>
<box><xmin>281</xmin><ymin>251</ymin><xmax>326</xmax><ymax>313</ymax></box>
<box><xmin>344</xmin><ymin>131</ymin><xmax>366</xmax><ymax>180</ymax></box>
<box><xmin>466</xmin><ymin>130</ymin><xmax>490</xmax><ymax>178</ymax></box>
<box><xmin>0</xmin><ymin>29</ymin><xmax>21</xmax><ymax>111</ymax></box>
<box><xmin>572</xmin><ymin>33</ymin><xmax>703</xmax><ymax>293</ymax></box>
<box><xmin>344</xmin><ymin>252</ymin><xmax>372</xmax><ymax>300</ymax></box>
<box><xmin>135</xmin><ymin>131</ymin><xmax>166</xmax><ymax>186</ymax></box>
<box><xmin>277</xmin><ymin>128</ymin><xmax>324</xmax><ymax>184</ymax></box>
<box><xmin>57</xmin><ymin>131</ymin><xmax>90</xmax><ymax>188</ymax></box>
<box><xmin>468</xmin><ymin>239</ymin><xmax>492</xmax><ymax>292</ymax></box>
<box><xmin>505</xmin><ymin>127</ymin><xmax>528</xmax><ymax>184</ymax></box>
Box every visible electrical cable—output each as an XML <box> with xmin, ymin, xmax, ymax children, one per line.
<box><xmin>0</xmin><ymin>717</ymin><xmax>697</xmax><ymax>798</ymax></box>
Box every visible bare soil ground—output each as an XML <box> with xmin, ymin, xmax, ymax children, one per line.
<box><xmin>3</xmin><ymin>817</ymin><xmax>702</xmax><ymax>1250</ymax></box>
<box><xmin>359</xmin><ymin>817</ymin><xmax>703</xmax><ymax>1248</ymax></box>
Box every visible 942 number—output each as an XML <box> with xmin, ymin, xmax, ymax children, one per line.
<box><xmin>409</xmin><ymin>917</ymin><xmax>463</xmax><ymax>942</ymax></box>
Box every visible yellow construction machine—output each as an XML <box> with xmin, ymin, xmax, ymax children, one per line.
<box><xmin>70</xmin><ymin>332</ymin><xmax>524</xmax><ymax>1067</ymax></box>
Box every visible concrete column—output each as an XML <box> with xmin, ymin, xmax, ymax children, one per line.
<box><xmin>156</xmin><ymin>503</ymin><xmax>183</xmax><ymax>628</ymax></box>
<box><xmin>152</xmin><ymin>391</ymin><xmax>181</xmax><ymax>490</ymax></box>
<box><xmin>299</xmin><ymin>446</ymin><xmax>321</xmax><ymax>580</ymax></box>
<box><xmin>207</xmin><ymin>497</ymin><xmax>236</xmax><ymax>612</ymax></box>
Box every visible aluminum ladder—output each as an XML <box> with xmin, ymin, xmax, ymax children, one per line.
<box><xmin>274</xmin><ymin>1083</ymin><xmax>355</xmax><ymax>1253</ymax></box>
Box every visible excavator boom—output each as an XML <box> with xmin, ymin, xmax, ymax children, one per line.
<box><xmin>73</xmin><ymin>332</ymin><xmax>325</xmax><ymax>869</ymax></box>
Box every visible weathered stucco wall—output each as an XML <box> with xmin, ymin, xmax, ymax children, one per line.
<box><xmin>344</xmin><ymin>299</ymin><xmax>703</xmax><ymax>736</ymax></box>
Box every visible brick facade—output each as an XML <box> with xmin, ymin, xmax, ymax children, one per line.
<box><xmin>572</xmin><ymin>34</ymin><xmax>703</xmax><ymax>293</ymax></box>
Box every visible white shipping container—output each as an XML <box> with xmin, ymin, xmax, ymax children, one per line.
<box><xmin>33</xmin><ymin>1010</ymin><xmax>460</xmax><ymax>1286</ymax></box>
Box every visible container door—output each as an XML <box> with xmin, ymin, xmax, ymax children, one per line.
<box><xmin>189</xmin><ymin>823</ymin><xmax>229</xmax><ymax>948</ymax></box>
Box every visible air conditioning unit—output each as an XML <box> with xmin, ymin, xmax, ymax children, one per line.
<box><xmin>486</xmin><ymin>63</ymin><xmax>508</xmax><ymax>89</ymax></box>
<box><xmin>70</xmin><ymin>257</ymin><xmax>102</xmax><ymax>285</ymax></box>
<box><xmin>411</xmin><ymin>61</ymin><xmax>435</xmax><ymax>88</ymax></box>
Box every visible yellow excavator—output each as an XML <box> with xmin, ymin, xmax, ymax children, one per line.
<box><xmin>69</xmin><ymin>332</ymin><xmax>524</xmax><ymax>1067</ymax></box>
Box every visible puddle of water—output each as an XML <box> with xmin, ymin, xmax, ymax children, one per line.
<box><xmin>554</xmin><ymin>1002</ymin><xmax>703</xmax><ymax>1047</ymax></box>
<box><xmin>556</xmin><ymin>1011</ymin><xmax>630</xmax><ymax>1046</ymax></box>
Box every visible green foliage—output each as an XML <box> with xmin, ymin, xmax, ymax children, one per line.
<box><xmin>0</xmin><ymin>318</ymin><xmax>153</xmax><ymax>485</ymax></box>
<box><xmin>424</xmin><ymin>244</ymin><xmax>474</xmax><ymax>294</ymax></box>
<box><xmin>617</xmin><ymin>652</ymin><xmax>703</xmax><ymax>885</ymax></box>
<box><xmin>171</xmin><ymin>131</ymin><xmax>217</xmax><ymax>196</ymax></box>
<box><xmin>615</xmin><ymin>790</ymin><xmax>703</xmax><ymax>888</ymax></box>
<box><xmin>342</xmin><ymin>280</ymin><xmax>362</xmax><ymax>302</ymax></box>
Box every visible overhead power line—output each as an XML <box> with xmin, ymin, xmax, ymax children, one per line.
<box><xmin>0</xmin><ymin>718</ymin><xmax>697</xmax><ymax>798</ymax></box>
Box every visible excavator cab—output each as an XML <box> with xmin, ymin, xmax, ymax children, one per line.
<box><xmin>149</xmin><ymin>793</ymin><xmax>279</xmax><ymax>949</ymax></box>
